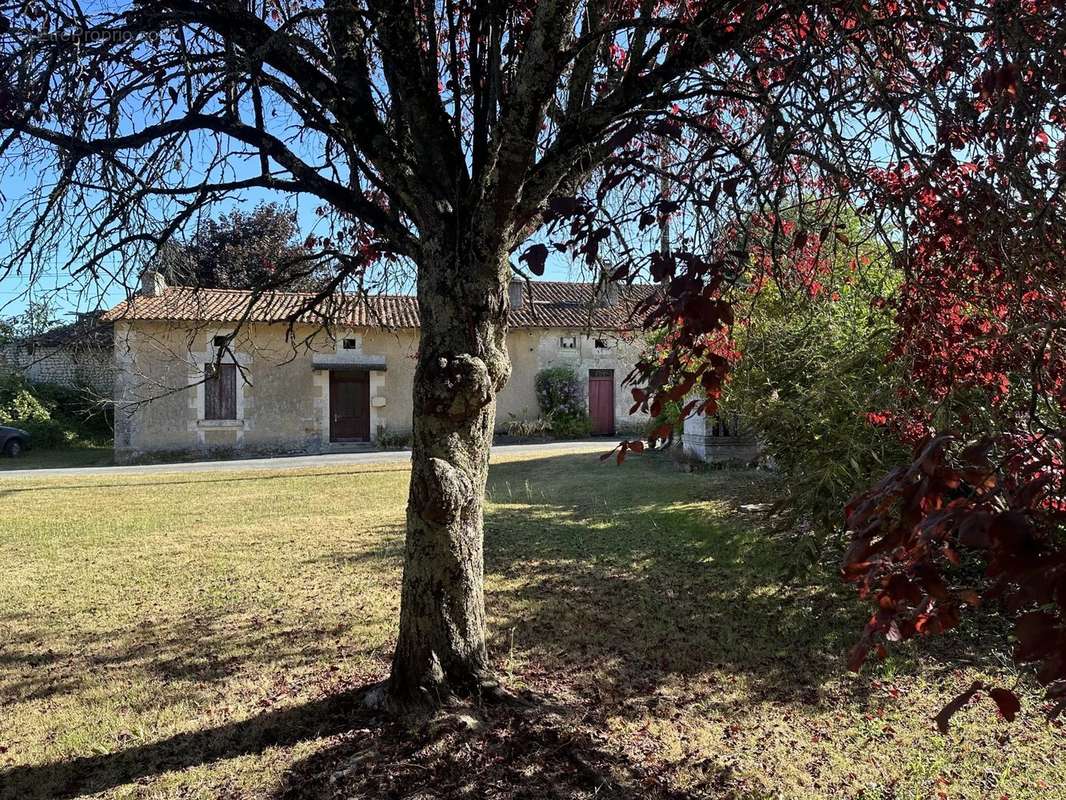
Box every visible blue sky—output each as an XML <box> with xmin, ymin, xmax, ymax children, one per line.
<box><xmin>0</xmin><ymin>172</ymin><xmax>587</xmax><ymax>326</ymax></box>
<box><xmin>0</xmin><ymin>16</ymin><xmax>585</xmax><ymax>326</ymax></box>
<box><xmin>0</xmin><ymin>98</ymin><xmax>606</xmax><ymax>327</ymax></box>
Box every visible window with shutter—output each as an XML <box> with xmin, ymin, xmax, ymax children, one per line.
<box><xmin>204</xmin><ymin>363</ymin><xmax>237</xmax><ymax>420</ymax></box>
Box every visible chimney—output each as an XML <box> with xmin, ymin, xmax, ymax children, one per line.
<box><xmin>140</xmin><ymin>269</ymin><xmax>167</xmax><ymax>297</ymax></box>
<box><xmin>508</xmin><ymin>278</ymin><xmax>524</xmax><ymax>310</ymax></box>
<box><xmin>600</xmin><ymin>281</ymin><xmax>620</xmax><ymax>307</ymax></box>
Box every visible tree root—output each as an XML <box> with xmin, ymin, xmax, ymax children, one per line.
<box><xmin>358</xmin><ymin>675</ymin><xmax>539</xmax><ymax>725</ymax></box>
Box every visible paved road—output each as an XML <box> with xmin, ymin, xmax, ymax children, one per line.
<box><xmin>0</xmin><ymin>440</ymin><xmax>613</xmax><ymax>479</ymax></box>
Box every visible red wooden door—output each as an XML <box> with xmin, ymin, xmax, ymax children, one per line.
<box><xmin>588</xmin><ymin>369</ymin><xmax>615</xmax><ymax>436</ymax></box>
<box><xmin>330</xmin><ymin>370</ymin><xmax>371</xmax><ymax>442</ymax></box>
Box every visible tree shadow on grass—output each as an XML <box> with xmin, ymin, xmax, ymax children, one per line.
<box><xmin>0</xmin><ymin>452</ymin><xmax>1007</xmax><ymax>799</ymax></box>
<box><xmin>481</xmin><ymin>452</ymin><xmax>1014</xmax><ymax>714</ymax></box>
<box><xmin>1</xmin><ymin>693</ymin><xmax>713</xmax><ymax>800</ymax></box>
<box><xmin>272</xmin><ymin>700</ymin><xmax>709</xmax><ymax>800</ymax></box>
<box><xmin>0</xmin><ymin>453</ymin><xmax>799</xmax><ymax>798</ymax></box>
<box><xmin>0</xmin><ymin>687</ymin><xmax>371</xmax><ymax>800</ymax></box>
<box><xmin>482</xmin><ymin>453</ymin><xmax>860</xmax><ymax>712</ymax></box>
<box><xmin>0</xmin><ymin>612</ymin><xmax>372</xmax><ymax>705</ymax></box>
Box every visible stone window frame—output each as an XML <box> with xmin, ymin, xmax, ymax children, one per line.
<box><xmin>188</xmin><ymin>332</ymin><xmax>253</xmax><ymax>440</ymax></box>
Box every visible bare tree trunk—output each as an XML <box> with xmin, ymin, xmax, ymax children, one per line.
<box><xmin>386</xmin><ymin>232</ymin><xmax>511</xmax><ymax>709</ymax></box>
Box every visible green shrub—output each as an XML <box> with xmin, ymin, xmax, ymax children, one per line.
<box><xmin>721</xmin><ymin>218</ymin><xmax>907</xmax><ymax>563</ymax></box>
<box><xmin>550</xmin><ymin>413</ymin><xmax>592</xmax><ymax>439</ymax></box>
<box><xmin>535</xmin><ymin>366</ymin><xmax>584</xmax><ymax>417</ymax></box>
<box><xmin>0</xmin><ymin>375</ymin><xmax>112</xmax><ymax>448</ymax></box>
<box><xmin>535</xmin><ymin>365</ymin><xmax>593</xmax><ymax>439</ymax></box>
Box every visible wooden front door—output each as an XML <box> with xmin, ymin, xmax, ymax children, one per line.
<box><xmin>329</xmin><ymin>370</ymin><xmax>371</xmax><ymax>442</ymax></box>
<box><xmin>588</xmin><ymin>369</ymin><xmax>615</xmax><ymax>436</ymax></box>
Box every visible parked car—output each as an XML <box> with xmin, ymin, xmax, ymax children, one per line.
<box><xmin>0</xmin><ymin>425</ymin><xmax>30</xmax><ymax>457</ymax></box>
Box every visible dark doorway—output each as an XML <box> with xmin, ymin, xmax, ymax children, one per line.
<box><xmin>588</xmin><ymin>369</ymin><xmax>615</xmax><ymax>436</ymax></box>
<box><xmin>329</xmin><ymin>370</ymin><xmax>371</xmax><ymax>442</ymax></box>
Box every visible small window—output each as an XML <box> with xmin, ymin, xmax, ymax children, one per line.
<box><xmin>342</xmin><ymin>338</ymin><xmax>359</xmax><ymax>350</ymax></box>
<box><xmin>594</xmin><ymin>338</ymin><xmax>609</xmax><ymax>349</ymax></box>
<box><xmin>560</xmin><ymin>336</ymin><xmax>577</xmax><ymax>349</ymax></box>
<box><xmin>204</xmin><ymin>363</ymin><xmax>237</xmax><ymax>420</ymax></box>
<box><xmin>213</xmin><ymin>335</ymin><xmax>229</xmax><ymax>348</ymax></box>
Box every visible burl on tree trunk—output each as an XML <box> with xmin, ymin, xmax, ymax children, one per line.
<box><xmin>386</xmin><ymin>239</ymin><xmax>512</xmax><ymax>709</ymax></box>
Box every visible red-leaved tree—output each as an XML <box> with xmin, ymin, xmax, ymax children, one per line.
<box><xmin>617</xmin><ymin>2</ymin><xmax>1066</xmax><ymax>725</ymax></box>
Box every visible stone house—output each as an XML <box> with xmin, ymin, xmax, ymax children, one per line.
<box><xmin>0</xmin><ymin>316</ymin><xmax>114</xmax><ymax>395</ymax></box>
<box><xmin>102</xmin><ymin>274</ymin><xmax>653</xmax><ymax>463</ymax></box>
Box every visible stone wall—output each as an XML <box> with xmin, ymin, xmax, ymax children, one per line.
<box><xmin>501</xmin><ymin>328</ymin><xmax>648</xmax><ymax>432</ymax></box>
<box><xmin>113</xmin><ymin>320</ymin><xmax>651</xmax><ymax>463</ymax></box>
<box><xmin>682</xmin><ymin>413</ymin><xmax>760</xmax><ymax>464</ymax></box>
<box><xmin>0</xmin><ymin>342</ymin><xmax>114</xmax><ymax>395</ymax></box>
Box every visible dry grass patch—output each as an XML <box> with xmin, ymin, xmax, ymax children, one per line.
<box><xmin>0</xmin><ymin>450</ymin><xmax>1061</xmax><ymax>799</ymax></box>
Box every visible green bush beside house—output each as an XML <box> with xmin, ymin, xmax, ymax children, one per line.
<box><xmin>534</xmin><ymin>366</ymin><xmax>593</xmax><ymax>439</ymax></box>
<box><xmin>0</xmin><ymin>375</ymin><xmax>112</xmax><ymax>449</ymax></box>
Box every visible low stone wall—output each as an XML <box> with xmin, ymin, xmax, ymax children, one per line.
<box><xmin>682</xmin><ymin>414</ymin><xmax>759</xmax><ymax>464</ymax></box>
<box><xmin>0</xmin><ymin>342</ymin><xmax>115</xmax><ymax>396</ymax></box>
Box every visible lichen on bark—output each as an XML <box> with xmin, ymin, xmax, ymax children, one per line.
<box><xmin>387</xmin><ymin>236</ymin><xmax>512</xmax><ymax>709</ymax></box>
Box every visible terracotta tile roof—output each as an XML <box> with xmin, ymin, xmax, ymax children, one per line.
<box><xmin>12</xmin><ymin>315</ymin><xmax>113</xmax><ymax>348</ymax></box>
<box><xmin>101</xmin><ymin>281</ymin><xmax>655</xmax><ymax>331</ymax></box>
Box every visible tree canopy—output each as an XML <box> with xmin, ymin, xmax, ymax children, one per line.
<box><xmin>154</xmin><ymin>203</ymin><xmax>323</xmax><ymax>291</ymax></box>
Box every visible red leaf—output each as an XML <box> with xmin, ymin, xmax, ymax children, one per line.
<box><xmin>546</xmin><ymin>196</ymin><xmax>586</xmax><ymax>219</ymax></box>
<box><xmin>1015</xmin><ymin>611</ymin><xmax>1057</xmax><ymax>662</ymax></box>
<box><xmin>605</xmin><ymin>121</ymin><xmax>641</xmax><ymax>151</ymax></box>
<box><xmin>650</xmin><ymin>251</ymin><xmax>675</xmax><ymax>281</ymax></box>
<box><xmin>847</xmin><ymin>643</ymin><xmax>869</xmax><ymax>672</ymax></box>
<box><xmin>935</xmin><ymin>681</ymin><xmax>983</xmax><ymax>734</ymax></box>
<box><xmin>519</xmin><ymin>243</ymin><xmax>548</xmax><ymax>276</ymax></box>
<box><xmin>988</xmin><ymin>687</ymin><xmax>1021</xmax><ymax>721</ymax></box>
<box><xmin>958</xmin><ymin>511</ymin><xmax>992</xmax><ymax>549</ymax></box>
<box><xmin>650</xmin><ymin>423</ymin><xmax>673</xmax><ymax>442</ymax></box>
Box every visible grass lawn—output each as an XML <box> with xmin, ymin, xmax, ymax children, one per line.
<box><xmin>0</xmin><ymin>446</ymin><xmax>113</xmax><ymax>471</ymax></box>
<box><xmin>0</xmin><ymin>450</ymin><xmax>1061</xmax><ymax>799</ymax></box>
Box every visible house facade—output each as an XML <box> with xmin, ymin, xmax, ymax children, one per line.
<box><xmin>103</xmin><ymin>274</ymin><xmax>652</xmax><ymax>463</ymax></box>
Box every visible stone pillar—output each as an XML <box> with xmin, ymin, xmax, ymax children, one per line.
<box><xmin>682</xmin><ymin>413</ymin><xmax>711</xmax><ymax>460</ymax></box>
<box><xmin>683</xmin><ymin>412</ymin><xmax>760</xmax><ymax>464</ymax></box>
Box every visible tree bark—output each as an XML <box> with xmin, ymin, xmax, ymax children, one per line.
<box><xmin>386</xmin><ymin>231</ymin><xmax>512</xmax><ymax>709</ymax></box>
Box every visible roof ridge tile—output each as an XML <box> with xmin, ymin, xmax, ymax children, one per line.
<box><xmin>101</xmin><ymin>281</ymin><xmax>655</xmax><ymax>331</ymax></box>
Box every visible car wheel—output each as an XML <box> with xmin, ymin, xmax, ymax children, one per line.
<box><xmin>3</xmin><ymin>438</ymin><xmax>23</xmax><ymax>457</ymax></box>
